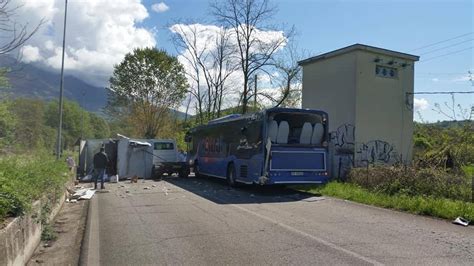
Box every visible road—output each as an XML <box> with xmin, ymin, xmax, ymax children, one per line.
<box><xmin>81</xmin><ymin>176</ymin><xmax>474</xmax><ymax>265</ymax></box>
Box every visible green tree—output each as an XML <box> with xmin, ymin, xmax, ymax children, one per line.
<box><xmin>0</xmin><ymin>68</ymin><xmax>8</xmax><ymax>88</ymax></box>
<box><xmin>108</xmin><ymin>48</ymin><xmax>188</xmax><ymax>138</ymax></box>
<box><xmin>44</xmin><ymin>100</ymin><xmax>92</xmax><ymax>149</ymax></box>
<box><xmin>0</xmin><ymin>100</ymin><xmax>15</xmax><ymax>148</ymax></box>
<box><xmin>8</xmin><ymin>98</ymin><xmax>46</xmax><ymax>149</ymax></box>
<box><xmin>89</xmin><ymin>113</ymin><xmax>110</xmax><ymax>138</ymax></box>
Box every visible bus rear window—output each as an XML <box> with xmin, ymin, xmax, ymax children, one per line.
<box><xmin>154</xmin><ymin>142</ymin><xmax>174</xmax><ymax>150</ymax></box>
<box><xmin>267</xmin><ymin>112</ymin><xmax>326</xmax><ymax>145</ymax></box>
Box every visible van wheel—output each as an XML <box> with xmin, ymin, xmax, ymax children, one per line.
<box><xmin>152</xmin><ymin>166</ymin><xmax>162</xmax><ymax>180</ymax></box>
<box><xmin>227</xmin><ymin>164</ymin><xmax>237</xmax><ymax>187</ymax></box>
<box><xmin>179</xmin><ymin>169</ymin><xmax>189</xmax><ymax>178</ymax></box>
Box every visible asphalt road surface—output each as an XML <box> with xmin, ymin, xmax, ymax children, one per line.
<box><xmin>81</xmin><ymin>176</ymin><xmax>474</xmax><ymax>265</ymax></box>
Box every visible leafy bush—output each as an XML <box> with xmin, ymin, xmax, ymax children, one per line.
<box><xmin>348</xmin><ymin>165</ymin><xmax>471</xmax><ymax>202</ymax></box>
<box><xmin>414</xmin><ymin>121</ymin><xmax>474</xmax><ymax>171</ymax></box>
<box><xmin>0</xmin><ymin>152</ymin><xmax>69</xmax><ymax>223</ymax></box>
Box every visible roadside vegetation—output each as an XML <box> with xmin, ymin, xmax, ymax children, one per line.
<box><xmin>0</xmin><ymin>152</ymin><xmax>69</xmax><ymax>223</ymax></box>
<box><xmin>299</xmin><ymin>121</ymin><xmax>474</xmax><ymax>221</ymax></box>
<box><xmin>0</xmin><ymin>98</ymin><xmax>105</xmax><ymax>224</ymax></box>
<box><xmin>299</xmin><ymin>182</ymin><xmax>474</xmax><ymax>221</ymax></box>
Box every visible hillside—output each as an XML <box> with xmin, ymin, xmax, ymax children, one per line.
<box><xmin>0</xmin><ymin>56</ymin><xmax>189</xmax><ymax>119</ymax></box>
<box><xmin>0</xmin><ymin>56</ymin><xmax>107</xmax><ymax>112</ymax></box>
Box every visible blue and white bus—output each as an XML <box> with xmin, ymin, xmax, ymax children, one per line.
<box><xmin>185</xmin><ymin>108</ymin><xmax>329</xmax><ymax>186</ymax></box>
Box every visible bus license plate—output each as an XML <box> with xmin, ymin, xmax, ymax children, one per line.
<box><xmin>291</xmin><ymin>172</ymin><xmax>304</xmax><ymax>176</ymax></box>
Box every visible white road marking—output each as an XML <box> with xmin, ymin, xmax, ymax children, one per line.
<box><xmin>165</xmin><ymin>180</ymin><xmax>383</xmax><ymax>265</ymax></box>
<box><xmin>229</xmin><ymin>203</ymin><xmax>384</xmax><ymax>265</ymax></box>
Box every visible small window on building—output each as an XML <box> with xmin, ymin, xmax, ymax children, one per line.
<box><xmin>375</xmin><ymin>65</ymin><xmax>398</xmax><ymax>79</ymax></box>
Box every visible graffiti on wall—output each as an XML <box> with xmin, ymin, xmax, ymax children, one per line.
<box><xmin>331</xmin><ymin>124</ymin><xmax>355</xmax><ymax>153</ymax></box>
<box><xmin>330</xmin><ymin>124</ymin><xmax>399</xmax><ymax>179</ymax></box>
<box><xmin>356</xmin><ymin>140</ymin><xmax>398</xmax><ymax>165</ymax></box>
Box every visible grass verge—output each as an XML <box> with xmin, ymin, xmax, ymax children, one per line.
<box><xmin>0</xmin><ymin>151</ymin><xmax>69</xmax><ymax>223</ymax></box>
<box><xmin>296</xmin><ymin>182</ymin><xmax>474</xmax><ymax>221</ymax></box>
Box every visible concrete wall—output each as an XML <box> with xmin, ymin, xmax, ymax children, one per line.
<box><xmin>301</xmin><ymin>52</ymin><xmax>357</xmax><ymax>132</ymax></box>
<box><xmin>301</xmin><ymin>52</ymin><xmax>358</xmax><ymax>178</ymax></box>
<box><xmin>353</xmin><ymin>50</ymin><xmax>414</xmax><ymax>165</ymax></box>
<box><xmin>0</xmin><ymin>194</ymin><xmax>66</xmax><ymax>266</ymax></box>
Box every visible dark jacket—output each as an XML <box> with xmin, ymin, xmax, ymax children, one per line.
<box><xmin>93</xmin><ymin>151</ymin><xmax>109</xmax><ymax>169</ymax></box>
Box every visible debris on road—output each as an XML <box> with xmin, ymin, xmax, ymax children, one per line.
<box><xmin>109</xmin><ymin>175</ymin><xmax>119</xmax><ymax>183</ymax></box>
<box><xmin>302</xmin><ymin>196</ymin><xmax>326</xmax><ymax>202</ymax></box>
<box><xmin>453</xmin><ymin>217</ymin><xmax>470</xmax><ymax>227</ymax></box>
<box><xmin>66</xmin><ymin>187</ymin><xmax>96</xmax><ymax>201</ymax></box>
<box><xmin>79</xmin><ymin>189</ymin><xmax>96</xmax><ymax>199</ymax></box>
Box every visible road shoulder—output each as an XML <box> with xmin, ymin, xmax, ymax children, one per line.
<box><xmin>27</xmin><ymin>199</ymin><xmax>89</xmax><ymax>265</ymax></box>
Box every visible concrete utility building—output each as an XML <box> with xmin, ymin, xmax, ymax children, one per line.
<box><xmin>298</xmin><ymin>44</ymin><xmax>419</xmax><ymax>177</ymax></box>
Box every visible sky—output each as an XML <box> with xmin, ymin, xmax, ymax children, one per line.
<box><xmin>11</xmin><ymin>0</ymin><xmax>474</xmax><ymax>122</ymax></box>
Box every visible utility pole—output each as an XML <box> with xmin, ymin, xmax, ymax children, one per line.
<box><xmin>56</xmin><ymin>0</ymin><xmax>68</xmax><ymax>159</ymax></box>
<box><xmin>254</xmin><ymin>74</ymin><xmax>257</xmax><ymax>111</ymax></box>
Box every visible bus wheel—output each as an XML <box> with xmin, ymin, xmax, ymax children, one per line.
<box><xmin>194</xmin><ymin>161</ymin><xmax>202</xmax><ymax>178</ymax></box>
<box><xmin>227</xmin><ymin>164</ymin><xmax>237</xmax><ymax>187</ymax></box>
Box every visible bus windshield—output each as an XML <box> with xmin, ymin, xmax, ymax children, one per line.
<box><xmin>266</xmin><ymin>111</ymin><xmax>326</xmax><ymax>145</ymax></box>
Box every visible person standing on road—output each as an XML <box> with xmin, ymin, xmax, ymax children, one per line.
<box><xmin>93</xmin><ymin>147</ymin><xmax>109</xmax><ymax>190</ymax></box>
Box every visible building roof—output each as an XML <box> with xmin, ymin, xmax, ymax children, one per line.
<box><xmin>298</xmin><ymin>44</ymin><xmax>420</xmax><ymax>66</ymax></box>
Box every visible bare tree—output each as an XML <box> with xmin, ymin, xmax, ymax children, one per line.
<box><xmin>211</xmin><ymin>0</ymin><xmax>290</xmax><ymax>114</ymax></box>
<box><xmin>170</xmin><ymin>23</ymin><xmax>207</xmax><ymax>124</ymax></box>
<box><xmin>171</xmin><ymin>23</ymin><xmax>238</xmax><ymax>122</ymax></box>
<box><xmin>433</xmin><ymin>93</ymin><xmax>473</xmax><ymax>121</ymax></box>
<box><xmin>200</xmin><ymin>27</ymin><xmax>238</xmax><ymax>118</ymax></box>
<box><xmin>0</xmin><ymin>0</ymin><xmax>43</xmax><ymax>55</ymax></box>
<box><xmin>258</xmin><ymin>40</ymin><xmax>306</xmax><ymax>107</ymax></box>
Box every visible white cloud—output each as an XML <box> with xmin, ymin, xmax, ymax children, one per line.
<box><xmin>12</xmin><ymin>0</ymin><xmax>156</xmax><ymax>86</ymax></box>
<box><xmin>431</xmin><ymin>78</ymin><xmax>439</xmax><ymax>82</ymax></box>
<box><xmin>20</xmin><ymin>45</ymin><xmax>43</xmax><ymax>63</ymax></box>
<box><xmin>151</xmin><ymin>2</ymin><xmax>169</xmax><ymax>13</ymax></box>
<box><xmin>414</xmin><ymin>98</ymin><xmax>429</xmax><ymax>111</ymax></box>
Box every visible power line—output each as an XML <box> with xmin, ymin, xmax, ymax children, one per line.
<box><xmin>417</xmin><ymin>72</ymin><xmax>468</xmax><ymax>75</ymax></box>
<box><xmin>421</xmin><ymin>46</ymin><xmax>472</xmax><ymax>62</ymax></box>
<box><xmin>407</xmin><ymin>91</ymin><xmax>474</xmax><ymax>95</ymax></box>
<box><xmin>409</xmin><ymin>32</ymin><xmax>473</xmax><ymax>52</ymax></box>
<box><xmin>420</xmin><ymin>38</ymin><xmax>473</xmax><ymax>55</ymax></box>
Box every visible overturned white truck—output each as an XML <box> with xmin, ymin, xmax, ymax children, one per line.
<box><xmin>77</xmin><ymin>135</ymin><xmax>188</xmax><ymax>180</ymax></box>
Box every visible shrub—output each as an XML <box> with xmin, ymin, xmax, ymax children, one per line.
<box><xmin>348</xmin><ymin>165</ymin><xmax>471</xmax><ymax>202</ymax></box>
<box><xmin>0</xmin><ymin>152</ymin><xmax>69</xmax><ymax>223</ymax></box>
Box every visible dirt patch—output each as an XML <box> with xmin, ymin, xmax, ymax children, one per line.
<box><xmin>27</xmin><ymin>199</ymin><xmax>89</xmax><ymax>265</ymax></box>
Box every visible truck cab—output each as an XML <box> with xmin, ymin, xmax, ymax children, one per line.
<box><xmin>151</xmin><ymin>139</ymin><xmax>189</xmax><ymax>178</ymax></box>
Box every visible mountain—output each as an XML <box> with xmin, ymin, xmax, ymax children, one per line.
<box><xmin>1</xmin><ymin>56</ymin><xmax>191</xmax><ymax>120</ymax></box>
<box><xmin>0</xmin><ymin>56</ymin><xmax>107</xmax><ymax>112</ymax></box>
